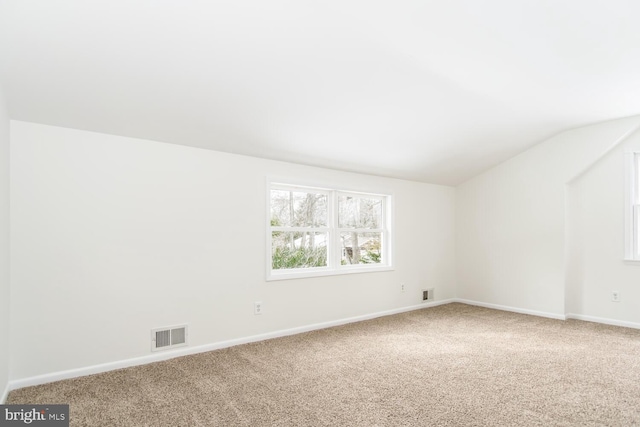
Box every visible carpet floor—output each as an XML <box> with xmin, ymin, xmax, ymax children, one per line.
<box><xmin>7</xmin><ymin>303</ymin><xmax>640</xmax><ymax>426</ymax></box>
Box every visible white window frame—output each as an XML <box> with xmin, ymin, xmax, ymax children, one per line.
<box><xmin>624</xmin><ymin>151</ymin><xmax>640</xmax><ymax>262</ymax></box>
<box><xmin>267</xmin><ymin>180</ymin><xmax>394</xmax><ymax>281</ymax></box>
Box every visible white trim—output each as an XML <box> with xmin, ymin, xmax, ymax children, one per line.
<box><xmin>1</xmin><ymin>383</ymin><xmax>9</xmax><ymax>404</ymax></box>
<box><xmin>453</xmin><ymin>298</ymin><xmax>567</xmax><ymax>320</ymax></box>
<box><xmin>266</xmin><ymin>265</ymin><xmax>395</xmax><ymax>281</ymax></box>
<box><xmin>7</xmin><ymin>299</ymin><xmax>454</xmax><ymax>391</ymax></box>
<box><xmin>454</xmin><ymin>298</ymin><xmax>640</xmax><ymax>329</ymax></box>
<box><xmin>271</xmin><ymin>226</ymin><xmax>331</xmax><ymax>233</ymax></box>
<box><xmin>624</xmin><ymin>151</ymin><xmax>638</xmax><ymax>260</ymax></box>
<box><xmin>566</xmin><ymin>313</ymin><xmax>640</xmax><ymax>330</ymax></box>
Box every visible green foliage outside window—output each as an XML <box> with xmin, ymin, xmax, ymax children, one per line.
<box><xmin>272</xmin><ymin>245</ymin><xmax>327</xmax><ymax>269</ymax></box>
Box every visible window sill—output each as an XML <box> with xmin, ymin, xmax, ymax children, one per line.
<box><xmin>267</xmin><ymin>265</ymin><xmax>395</xmax><ymax>281</ymax></box>
<box><xmin>623</xmin><ymin>259</ymin><xmax>640</xmax><ymax>266</ymax></box>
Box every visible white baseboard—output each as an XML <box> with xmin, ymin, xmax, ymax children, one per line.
<box><xmin>8</xmin><ymin>298</ymin><xmax>455</xmax><ymax>392</ymax></box>
<box><xmin>453</xmin><ymin>298</ymin><xmax>567</xmax><ymax>320</ymax></box>
<box><xmin>566</xmin><ymin>313</ymin><xmax>640</xmax><ymax>330</ymax></box>
<box><xmin>454</xmin><ymin>299</ymin><xmax>640</xmax><ymax>329</ymax></box>
<box><xmin>1</xmin><ymin>382</ymin><xmax>8</xmax><ymax>404</ymax></box>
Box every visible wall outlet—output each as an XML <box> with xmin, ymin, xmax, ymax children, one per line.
<box><xmin>612</xmin><ymin>291</ymin><xmax>620</xmax><ymax>302</ymax></box>
<box><xmin>401</xmin><ymin>283</ymin><xmax>405</xmax><ymax>292</ymax></box>
<box><xmin>254</xmin><ymin>301</ymin><xmax>263</xmax><ymax>315</ymax></box>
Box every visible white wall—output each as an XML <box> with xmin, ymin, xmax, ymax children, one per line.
<box><xmin>9</xmin><ymin>121</ymin><xmax>456</xmax><ymax>381</ymax></box>
<box><xmin>0</xmin><ymin>86</ymin><xmax>10</xmax><ymax>401</ymax></box>
<box><xmin>456</xmin><ymin>115</ymin><xmax>640</xmax><ymax>317</ymax></box>
<box><xmin>565</xmin><ymin>130</ymin><xmax>640</xmax><ymax>325</ymax></box>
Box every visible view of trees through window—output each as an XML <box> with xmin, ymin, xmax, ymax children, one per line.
<box><xmin>270</xmin><ymin>185</ymin><xmax>385</xmax><ymax>272</ymax></box>
<box><xmin>338</xmin><ymin>195</ymin><xmax>382</xmax><ymax>265</ymax></box>
<box><xmin>271</xmin><ymin>189</ymin><xmax>328</xmax><ymax>269</ymax></box>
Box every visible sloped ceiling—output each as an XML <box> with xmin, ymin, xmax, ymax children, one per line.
<box><xmin>1</xmin><ymin>0</ymin><xmax>639</xmax><ymax>185</ymax></box>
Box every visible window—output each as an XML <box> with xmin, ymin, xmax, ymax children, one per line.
<box><xmin>268</xmin><ymin>182</ymin><xmax>392</xmax><ymax>280</ymax></box>
<box><xmin>625</xmin><ymin>152</ymin><xmax>640</xmax><ymax>261</ymax></box>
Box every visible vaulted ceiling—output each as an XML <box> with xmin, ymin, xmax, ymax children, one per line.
<box><xmin>1</xmin><ymin>0</ymin><xmax>639</xmax><ymax>185</ymax></box>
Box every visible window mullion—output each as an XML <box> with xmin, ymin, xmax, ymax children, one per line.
<box><xmin>330</xmin><ymin>190</ymin><xmax>339</xmax><ymax>269</ymax></box>
<box><xmin>271</xmin><ymin>226</ymin><xmax>329</xmax><ymax>232</ymax></box>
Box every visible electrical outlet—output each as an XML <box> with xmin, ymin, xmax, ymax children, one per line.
<box><xmin>254</xmin><ymin>301</ymin><xmax>263</xmax><ymax>315</ymax></box>
<box><xmin>612</xmin><ymin>291</ymin><xmax>620</xmax><ymax>302</ymax></box>
<box><xmin>401</xmin><ymin>283</ymin><xmax>405</xmax><ymax>292</ymax></box>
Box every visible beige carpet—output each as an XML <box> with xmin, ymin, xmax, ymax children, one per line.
<box><xmin>8</xmin><ymin>303</ymin><xmax>640</xmax><ymax>426</ymax></box>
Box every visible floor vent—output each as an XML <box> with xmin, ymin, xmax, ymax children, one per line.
<box><xmin>151</xmin><ymin>324</ymin><xmax>188</xmax><ymax>352</ymax></box>
<box><xmin>422</xmin><ymin>288</ymin><xmax>435</xmax><ymax>302</ymax></box>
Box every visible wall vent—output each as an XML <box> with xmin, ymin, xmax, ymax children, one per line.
<box><xmin>151</xmin><ymin>324</ymin><xmax>188</xmax><ymax>352</ymax></box>
<box><xmin>422</xmin><ymin>288</ymin><xmax>435</xmax><ymax>302</ymax></box>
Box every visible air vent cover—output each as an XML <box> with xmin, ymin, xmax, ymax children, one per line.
<box><xmin>422</xmin><ymin>288</ymin><xmax>435</xmax><ymax>302</ymax></box>
<box><xmin>151</xmin><ymin>324</ymin><xmax>188</xmax><ymax>352</ymax></box>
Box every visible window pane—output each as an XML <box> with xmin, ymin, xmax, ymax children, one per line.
<box><xmin>271</xmin><ymin>189</ymin><xmax>327</xmax><ymax>227</ymax></box>
<box><xmin>340</xmin><ymin>232</ymin><xmax>382</xmax><ymax>265</ymax></box>
<box><xmin>272</xmin><ymin>231</ymin><xmax>328</xmax><ymax>269</ymax></box>
<box><xmin>338</xmin><ymin>195</ymin><xmax>382</xmax><ymax>229</ymax></box>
